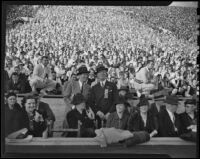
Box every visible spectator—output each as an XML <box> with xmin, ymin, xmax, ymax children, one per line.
<box><xmin>88</xmin><ymin>64</ymin><xmax>119</xmax><ymax>128</ymax></box>
<box><xmin>128</xmin><ymin>96</ymin><xmax>159</xmax><ymax>137</ymax></box>
<box><xmin>21</xmin><ymin>95</ymin><xmax>48</xmax><ymax>137</ymax></box>
<box><xmin>6</xmin><ymin>72</ymin><xmax>26</xmax><ymax>94</ymax></box>
<box><xmin>106</xmin><ymin>97</ymin><xmax>130</xmax><ymax>130</ymax></box>
<box><xmin>179</xmin><ymin>99</ymin><xmax>197</xmax><ymax>135</ymax></box>
<box><xmin>29</xmin><ymin>56</ymin><xmax>57</xmax><ymax>95</ymax></box>
<box><xmin>66</xmin><ymin>93</ymin><xmax>95</xmax><ymax>137</ymax></box>
<box><xmin>5</xmin><ymin>92</ymin><xmax>24</xmax><ymax>136</ymax></box>
<box><xmin>158</xmin><ymin>95</ymin><xmax>181</xmax><ymax>137</ymax></box>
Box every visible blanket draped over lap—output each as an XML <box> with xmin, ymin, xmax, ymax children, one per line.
<box><xmin>94</xmin><ymin>127</ymin><xmax>150</xmax><ymax>147</ymax></box>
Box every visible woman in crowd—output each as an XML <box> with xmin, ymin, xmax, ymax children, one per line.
<box><xmin>128</xmin><ymin>96</ymin><xmax>159</xmax><ymax>137</ymax></box>
<box><xmin>5</xmin><ymin>92</ymin><xmax>24</xmax><ymax>136</ymax></box>
<box><xmin>66</xmin><ymin>93</ymin><xmax>96</xmax><ymax>137</ymax></box>
<box><xmin>106</xmin><ymin>97</ymin><xmax>130</xmax><ymax>130</ymax></box>
<box><xmin>21</xmin><ymin>95</ymin><xmax>48</xmax><ymax>137</ymax></box>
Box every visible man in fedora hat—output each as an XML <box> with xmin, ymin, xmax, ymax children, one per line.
<box><xmin>88</xmin><ymin>64</ymin><xmax>119</xmax><ymax>128</ymax></box>
<box><xmin>133</xmin><ymin>57</ymin><xmax>157</xmax><ymax>97</ymax></box>
<box><xmin>158</xmin><ymin>95</ymin><xmax>181</xmax><ymax>137</ymax></box>
<box><xmin>63</xmin><ymin>65</ymin><xmax>93</xmax><ymax>132</ymax></box>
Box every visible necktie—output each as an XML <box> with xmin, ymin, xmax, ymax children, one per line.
<box><xmin>81</xmin><ymin>83</ymin><xmax>84</xmax><ymax>94</ymax></box>
<box><xmin>101</xmin><ymin>82</ymin><xmax>104</xmax><ymax>88</ymax></box>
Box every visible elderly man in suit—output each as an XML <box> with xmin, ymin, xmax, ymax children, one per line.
<box><xmin>158</xmin><ymin>95</ymin><xmax>181</xmax><ymax>137</ymax></box>
<box><xmin>133</xmin><ymin>58</ymin><xmax>157</xmax><ymax>97</ymax></box>
<box><xmin>62</xmin><ymin>65</ymin><xmax>93</xmax><ymax>134</ymax></box>
<box><xmin>29</xmin><ymin>56</ymin><xmax>57</xmax><ymax>95</ymax></box>
<box><xmin>88</xmin><ymin>64</ymin><xmax>119</xmax><ymax>128</ymax></box>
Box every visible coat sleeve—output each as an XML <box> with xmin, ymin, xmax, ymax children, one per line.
<box><xmin>106</xmin><ymin>114</ymin><xmax>113</xmax><ymax>128</ymax></box>
<box><xmin>88</xmin><ymin>86</ymin><xmax>97</xmax><ymax>114</ymax></box>
<box><xmin>63</xmin><ymin>81</ymin><xmax>73</xmax><ymax>106</ymax></box>
<box><xmin>67</xmin><ymin>112</ymin><xmax>78</xmax><ymax>129</ymax></box>
<box><xmin>44</xmin><ymin>104</ymin><xmax>56</xmax><ymax>121</ymax></box>
<box><xmin>127</xmin><ymin>113</ymin><xmax>138</xmax><ymax>132</ymax></box>
<box><xmin>109</xmin><ymin>83</ymin><xmax>119</xmax><ymax>113</ymax></box>
<box><xmin>158</xmin><ymin>112</ymin><xmax>166</xmax><ymax>137</ymax></box>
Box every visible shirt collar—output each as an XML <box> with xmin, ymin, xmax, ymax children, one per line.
<box><xmin>166</xmin><ymin>108</ymin><xmax>175</xmax><ymax>122</ymax></box>
<box><xmin>100</xmin><ymin>80</ymin><xmax>107</xmax><ymax>85</ymax></box>
<box><xmin>79</xmin><ymin>80</ymin><xmax>83</xmax><ymax>88</ymax></box>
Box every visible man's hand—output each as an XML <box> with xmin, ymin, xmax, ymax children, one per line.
<box><xmin>86</xmin><ymin>107</ymin><xmax>95</xmax><ymax>120</ymax></box>
<box><xmin>97</xmin><ymin>111</ymin><xmax>105</xmax><ymax>119</ymax></box>
<box><xmin>187</xmin><ymin>125</ymin><xmax>196</xmax><ymax>132</ymax></box>
<box><xmin>150</xmin><ymin>130</ymin><xmax>158</xmax><ymax>137</ymax></box>
<box><xmin>105</xmin><ymin>112</ymin><xmax>110</xmax><ymax>120</ymax></box>
<box><xmin>34</xmin><ymin>111</ymin><xmax>44</xmax><ymax>122</ymax></box>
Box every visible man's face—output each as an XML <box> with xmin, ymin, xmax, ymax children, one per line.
<box><xmin>166</xmin><ymin>103</ymin><xmax>178</xmax><ymax>113</ymax></box>
<box><xmin>116</xmin><ymin>103</ymin><xmax>125</xmax><ymax>113</ymax></box>
<box><xmin>185</xmin><ymin>104</ymin><xmax>195</xmax><ymax>114</ymax></box>
<box><xmin>42</xmin><ymin>58</ymin><xmax>49</xmax><ymax>67</ymax></box>
<box><xmin>14</xmin><ymin>67</ymin><xmax>20</xmax><ymax>73</ymax></box>
<box><xmin>78</xmin><ymin>73</ymin><xmax>88</xmax><ymax>82</ymax></box>
<box><xmin>139</xmin><ymin>105</ymin><xmax>148</xmax><ymax>113</ymax></box>
<box><xmin>97</xmin><ymin>70</ymin><xmax>107</xmax><ymax>81</ymax></box>
<box><xmin>12</xmin><ymin>75</ymin><xmax>19</xmax><ymax>83</ymax></box>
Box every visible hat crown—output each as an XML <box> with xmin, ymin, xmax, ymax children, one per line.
<box><xmin>96</xmin><ymin>64</ymin><xmax>108</xmax><ymax>73</ymax></box>
<box><xmin>71</xmin><ymin>93</ymin><xmax>85</xmax><ymax>105</ymax></box>
<box><xmin>165</xmin><ymin>95</ymin><xmax>179</xmax><ymax>105</ymax></box>
<box><xmin>77</xmin><ymin>66</ymin><xmax>89</xmax><ymax>75</ymax></box>
<box><xmin>137</xmin><ymin>97</ymin><xmax>149</xmax><ymax>107</ymax></box>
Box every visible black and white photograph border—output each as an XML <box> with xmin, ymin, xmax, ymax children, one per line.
<box><xmin>1</xmin><ymin>1</ymin><xmax>199</xmax><ymax>158</ymax></box>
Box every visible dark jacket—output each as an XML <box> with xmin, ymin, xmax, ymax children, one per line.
<box><xmin>128</xmin><ymin>111</ymin><xmax>158</xmax><ymax>134</ymax></box>
<box><xmin>158</xmin><ymin>107</ymin><xmax>181</xmax><ymax>137</ymax></box>
<box><xmin>106</xmin><ymin>111</ymin><xmax>130</xmax><ymax>130</ymax></box>
<box><xmin>5</xmin><ymin>103</ymin><xmax>24</xmax><ymax>136</ymax></box>
<box><xmin>88</xmin><ymin>80</ymin><xmax>118</xmax><ymax>114</ymax></box>
<box><xmin>66</xmin><ymin>109</ymin><xmax>95</xmax><ymax>137</ymax></box>
<box><xmin>6</xmin><ymin>79</ymin><xmax>26</xmax><ymax>93</ymax></box>
<box><xmin>37</xmin><ymin>101</ymin><xmax>56</xmax><ymax>122</ymax></box>
<box><xmin>179</xmin><ymin>112</ymin><xmax>197</xmax><ymax>135</ymax></box>
<box><xmin>21</xmin><ymin>108</ymin><xmax>47</xmax><ymax>137</ymax></box>
<box><xmin>149</xmin><ymin>103</ymin><xmax>165</xmax><ymax>117</ymax></box>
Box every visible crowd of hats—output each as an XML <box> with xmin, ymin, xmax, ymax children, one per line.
<box><xmin>4</xmin><ymin>6</ymin><xmax>198</xmax><ymax>96</ymax></box>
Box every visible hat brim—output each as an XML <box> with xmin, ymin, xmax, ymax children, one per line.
<box><xmin>96</xmin><ymin>68</ymin><xmax>108</xmax><ymax>74</ymax></box>
<box><xmin>77</xmin><ymin>71</ymin><xmax>90</xmax><ymax>75</ymax></box>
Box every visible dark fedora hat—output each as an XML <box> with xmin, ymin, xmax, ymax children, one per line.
<box><xmin>118</xmin><ymin>86</ymin><xmax>129</xmax><ymax>92</ymax></box>
<box><xmin>96</xmin><ymin>64</ymin><xmax>108</xmax><ymax>74</ymax></box>
<box><xmin>164</xmin><ymin>95</ymin><xmax>179</xmax><ymax>105</ymax></box>
<box><xmin>71</xmin><ymin>93</ymin><xmax>86</xmax><ymax>105</ymax></box>
<box><xmin>137</xmin><ymin>97</ymin><xmax>150</xmax><ymax>107</ymax></box>
<box><xmin>76</xmin><ymin>66</ymin><xmax>90</xmax><ymax>76</ymax></box>
<box><xmin>115</xmin><ymin>97</ymin><xmax>126</xmax><ymax>105</ymax></box>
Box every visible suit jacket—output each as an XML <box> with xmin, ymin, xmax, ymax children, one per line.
<box><xmin>88</xmin><ymin>80</ymin><xmax>119</xmax><ymax>114</ymax></box>
<box><xmin>128</xmin><ymin>111</ymin><xmax>158</xmax><ymax>134</ymax></box>
<box><xmin>63</xmin><ymin>80</ymin><xmax>91</xmax><ymax>108</ymax></box>
<box><xmin>179</xmin><ymin>112</ymin><xmax>197</xmax><ymax>135</ymax></box>
<box><xmin>149</xmin><ymin>103</ymin><xmax>166</xmax><ymax>117</ymax></box>
<box><xmin>32</xmin><ymin>64</ymin><xmax>52</xmax><ymax>81</ymax></box>
<box><xmin>135</xmin><ymin>67</ymin><xmax>151</xmax><ymax>84</ymax></box>
<box><xmin>37</xmin><ymin>101</ymin><xmax>56</xmax><ymax>121</ymax></box>
<box><xmin>66</xmin><ymin>109</ymin><xmax>95</xmax><ymax>137</ymax></box>
<box><xmin>106</xmin><ymin>111</ymin><xmax>130</xmax><ymax>130</ymax></box>
<box><xmin>158</xmin><ymin>107</ymin><xmax>181</xmax><ymax>137</ymax></box>
<box><xmin>6</xmin><ymin>79</ymin><xmax>26</xmax><ymax>93</ymax></box>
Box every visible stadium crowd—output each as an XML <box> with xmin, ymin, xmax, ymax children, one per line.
<box><xmin>4</xmin><ymin>6</ymin><xmax>198</xmax><ymax>141</ymax></box>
